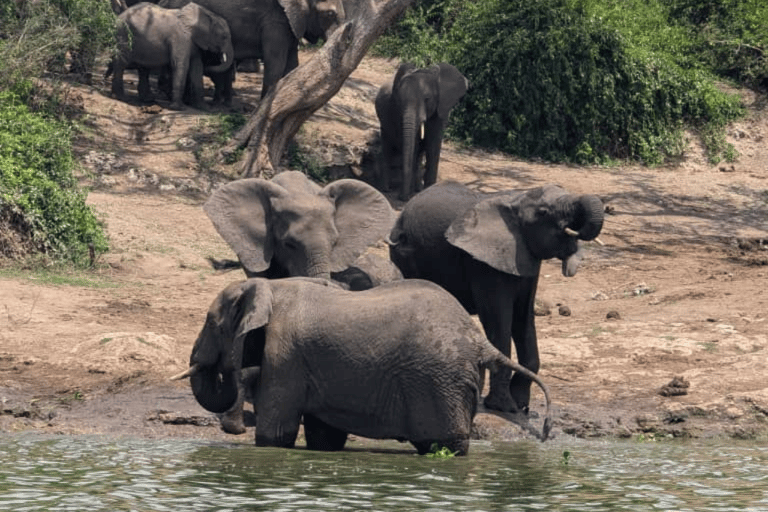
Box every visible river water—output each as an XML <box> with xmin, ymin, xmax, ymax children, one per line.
<box><xmin>0</xmin><ymin>434</ymin><xmax>765</xmax><ymax>511</ymax></box>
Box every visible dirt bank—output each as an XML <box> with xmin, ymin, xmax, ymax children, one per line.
<box><xmin>1</xmin><ymin>53</ymin><xmax>767</xmax><ymax>447</ymax></box>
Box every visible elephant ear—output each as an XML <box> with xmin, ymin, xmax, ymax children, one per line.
<box><xmin>278</xmin><ymin>0</ymin><xmax>310</xmax><ymax>39</ymax></box>
<box><xmin>445</xmin><ymin>195</ymin><xmax>538</xmax><ymax>277</ymax></box>
<box><xmin>320</xmin><ymin>179</ymin><xmax>396</xmax><ymax>272</ymax></box>
<box><xmin>393</xmin><ymin>62</ymin><xmax>417</xmax><ymax>87</ymax></box>
<box><xmin>203</xmin><ymin>178</ymin><xmax>288</xmax><ymax>275</ymax></box>
<box><xmin>436</xmin><ymin>62</ymin><xmax>469</xmax><ymax>120</ymax></box>
<box><xmin>223</xmin><ymin>278</ymin><xmax>273</xmax><ymax>379</ymax></box>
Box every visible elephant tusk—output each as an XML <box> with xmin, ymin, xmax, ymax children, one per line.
<box><xmin>384</xmin><ymin>236</ymin><xmax>399</xmax><ymax>246</ymax></box>
<box><xmin>420</xmin><ymin>123</ymin><xmax>425</xmax><ymax>140</ymax></box>
<box><xmin>222</xmin><ymin>53</ymin><xmax>227</xmax><ymax>63</ymax></box>
<box><xmin>169</xmin><ymin>364</ymin><xmax>200</xmax><ymax>381</ymax></box>
<box><xmin>564</xmin><ymin>227</ymin><xmax>579</xmax><ymax>237</ymax></box>
<box><xmin>592</xmin><ymin>237</ymin><xmax>605</xmax><ymax>246</ymax></box>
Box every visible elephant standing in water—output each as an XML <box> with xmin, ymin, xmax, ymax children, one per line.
<box><xmin>158</xmin><ymin>0</ymin><xmax>345</xmax><ymax>101</ymax></box>
<box><xmin>110</xmin><ymin>2</ymin><xmax>233</xmax><ymax>109</ymax></box>
<box><xmin>203</xmin><ymin>171</ymin><xmax>396</xmax><ymax>433</ymax></box>
<box><xmin>375</xmin><ymin>62</ymin><xmax>469</xmax><ymax>200</ymax></box>
<box><xmin>389</xmin><ymin>182</ymin><xmax>604</xmax><ymax>414</ymax></box>
<box><xmin>172</xmin><ymin>277</ymin><xmax>552</xmax><ymax>455</ymax></box>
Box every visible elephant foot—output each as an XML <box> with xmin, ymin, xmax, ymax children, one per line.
<box><xmin>304</xmin><ymin>414</ymin><xmax>348</xmax><ymax>451</ymax></box>
<box><xmin>483</xmin><ymin>391</ymin><xmax>525</xmax><ymax>414</ymax></box>
<box><xmin>219</xmin><ymin>409</ymin><xmax>246</xmax><ymax>435</ymax></box>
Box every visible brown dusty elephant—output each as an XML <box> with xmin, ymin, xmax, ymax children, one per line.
<box><xmin>158</xmin><ymin>0</ymin><xmax>345</xmax><ymax>101</ymax></box>
<box><xmin>375</xmin><ymin>62</ymin><xmax>469</xmax><ymax>200</ymax></box>
<box><xmin>203</xmin><ymin>171</ymin><xmax>396</xmax><ymax>433</ymax></box>
<box><xmin>172</xmin><ymin>277</ymin><xmax>552</xmax><ymax>455</ymax></box>
<box><xmin>110</xmin><ymin>2</ymin><xmax>234</xmax><ymax>109</ymax></box>
<box><xmin>389</xmin><ymin>181</ymin><xmax>604</xmax><ymax>415</ymax></box>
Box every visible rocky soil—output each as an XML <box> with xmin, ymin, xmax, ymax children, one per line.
<box><xmin>1</xmin><ymin>51</ymin><xmax>767</xmax><ymax>448</ymax></box>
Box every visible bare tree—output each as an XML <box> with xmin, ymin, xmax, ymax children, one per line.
<box><xmin>225</xmin><ymin>0</ymin><xmax>415</xmax><ymax>178</ymax></box>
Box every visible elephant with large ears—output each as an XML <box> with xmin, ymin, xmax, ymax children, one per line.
<box><xmin>203</xmin><ymin>171</ymin><xmax>395</xmax><ymax>433</ymax></box>
<box><xmin>388</xmin><ymin>181</ymin><xmax>604</xmax><ymax>414</ymax></box>
<box><xmin>158</xmin><ymin>0</ymin><xmax>345</xmax><ymax>101</ymax></box>
<box><xmin>375</xmin><ymin>62</ymin><xmax>469</xmax><ymax>201</ymax></box>
<box><xmin>111</xmin><ymin>2</ymin><xmax>233</xmax><ymax>110</ymax></box>
<box><xmin>172</xmin><ymin>277</ymin><xmax>552</xmax><ymax>454</ymax></box>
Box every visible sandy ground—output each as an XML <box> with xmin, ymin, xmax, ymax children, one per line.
<box><xmin>1</xmin><ymin>51</ymin><xmax>767</xmax><ymax>449</ymax></box>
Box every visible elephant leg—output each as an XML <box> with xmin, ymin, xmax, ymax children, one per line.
<box><xmin>255</xmin><ymin>408</ymin><xmax>301</xmax><ymax>448</ymax></box>
<box><xmin>137</xmin><ymin>67</ymin><xmax>154</xmax><ymax>103</ymax></box>
<box><xmin>219</xmin><ymin>395</ymin><xmax>246</xmax><ymax>434</ymax></box>
<box><xmin>111</xmin><ymin>59</ymin><xmax>127</xmax><ymax>98</ymax></box>
<box><xmin>508</xmin><ymin>281</ymin><xmax>540</xmax><ymax>413</ymax></box>
<box><xmin>186</xmin><ymin>54</ymin><xmax>206</xmax><ymax>109</ymax></box>
<box><xmin>422</xmin><ymin>121</ymin><xmax>444</xmax><ymax>189</ymax></box>
<box><xmin>170</xmin><ymin>54</ymin><xmax>190</xmax><ymax>110</ymax></box>
<box><xmin>210</xmin><ymin>66</ymin><xmax>234</xmax><ymax>106</ymax></box>
<box><xmin>303</xmin><ymin>414</ymin><xmax>348</xmax><ymax>451</ymax></box>
<box><xmin>471</xmin><ymin>268</ymin><xmax>518</xmax><ymax>413</ymax></box>
<box><xmin>261</xmin><ymin>27</ymin><xmax>295</xmax><ymax>98</ymax></box>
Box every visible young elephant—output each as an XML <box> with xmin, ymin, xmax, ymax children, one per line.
<box><xmin>375</xmin><ymin>62</ymin><xmax>469</xmax><ymax>200</ymax></box>
<box><xmin>172</xmin><ymin>277</ymin><xmax>552</xmax><ymax>455</ymax></box>
<box><xmin>111</xmin><ymin>2</ymin><xmax>233</xmax><ymax>109</ymax></box>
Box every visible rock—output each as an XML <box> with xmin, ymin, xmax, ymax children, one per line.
<box><xmin>659</xmin><ymin>376</ymin><xmax>690</xmax><ymax>397</ymax></box>
<box><xmin>558</xmin><ymin>305</ymin><xmax>571</xmax><ymax>317</ymax></box>
<box><xmin>606</xmin><ymin>310</ymin><xmax>621</xmax><ymax>320</ymax></box>
<box><xmin>534</xmin><ymin>299</ymin><xmax>551</xmax><ymax>316</ymax></box>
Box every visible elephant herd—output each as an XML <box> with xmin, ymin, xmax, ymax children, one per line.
<box><xmin>105</xmin><ymin>0</ymin><xmax>605</xmax><ymax>456</ymax></box>
<box><xmin>169</xmin><ymin>171</ymin><xmax>604</xmax><ymax>455</ymax></box>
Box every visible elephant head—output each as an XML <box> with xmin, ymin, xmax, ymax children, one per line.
<box><xmin>177</xmin><ymin>279</ymin><xmax>273</xmax><ymax>413</ymax></box>
<box><xmin>279</xmin><ymin>0</ymin><xmax>345</xmax><ymax>44</ymax></box>
<box><xmin>204</xmin><ymin>171</ymin><xmax>395</xmax><ymax>280</ymax></box>
<box><xmin>445</xmin><ymin>184</ymin><xmax>604</xmax><ymax>278</ymax></box>
<box><xmin>177</xmin><ymin>2</ymin><xmax>234</xmax><ymax>73</ymax></box>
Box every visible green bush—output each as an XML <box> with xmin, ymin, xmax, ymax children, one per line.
<box><xmin>0</xmin><ymin>90</ymin><xmax>108</xmax><ymax>267</ymax></box>
<box><xmin>375</xmin><ymin>0</ymin><xmax>747</xmax><ymax>165</ymax></box>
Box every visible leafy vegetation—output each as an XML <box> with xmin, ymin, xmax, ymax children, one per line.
<box><xmin>374</xmin><ymin>0</ymin><xmax>760</xmax><ymax>165</ymax></box>
<box><xmin>0</xmin><ymin>0</ymin><xmax>115</xmax><ymax>267</ymax></box>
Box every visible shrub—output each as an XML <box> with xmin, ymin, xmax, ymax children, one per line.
<box><xmin>375</xmin><ymin>0</ymin><xmax>746</xmax><ymax>165</ymax></box>
<box><xmin>0</xmin><ymin>90</ymin><xmax>108</xmax><ymax>267</ymax></box>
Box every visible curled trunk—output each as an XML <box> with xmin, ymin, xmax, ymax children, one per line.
<box><xmin>204</xmin><ymin>42</ymin><xmax>234</xmax><ymax>74</ymax></box>
<box><xmin>560</xmin><ymin>195</ymin><xmax>604</xmax><ymax>240</ymax></box>
<box><xmin>190</xmin><ymin>366</ymin><xmax>239</xmax><ymax>414</ymax></box>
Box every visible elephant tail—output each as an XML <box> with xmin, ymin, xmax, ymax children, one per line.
<box><xmin>483</xmin><ymin>351</ymin><xmax>552</xmax><ymax>442</ymax></box>
<box><xmin>207</xmin><ymin>256</ymin><xmax>244</xmax><ymax>272</ymax></box>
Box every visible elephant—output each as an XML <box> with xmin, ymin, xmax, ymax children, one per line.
<box><xmin>203</xmin><ymin>171</ymin><xmax>396</xmax><ymax>433</ymax></box>
<box><xmin>171</xmin><ymin>277</ymin><xmax>552</xmax><ymax>455</ymax></box>
<box><xmin>110</xmin><ymin>2</ymin><xmax>234</xmax><ymax>110</ymax></box>
<box><xmin>158</xmin><ymin>0</ymin><xmax>345</xmax><ymax>101</ymax></box>
<box><xmin>375</xmin><ymin>62</ymin><xmax>469</xmax><ymax>201</ymax></box>
<box><xmin>388</xmin><ymin>181</ymin><xmax>604</xmax><ymax>415</ymax></box>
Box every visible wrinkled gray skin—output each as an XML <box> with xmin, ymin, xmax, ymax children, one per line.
<box><xmin>375</xmin><ymin>62</ymin><xmax>469</xmax><ymax>201</ymax></box>
<box><xmin>158</xmin><ymin>0</ymin><xmax>345</xmax><ymax>101</ymax></box>
<box><xmin>389</xmin><ymin>182</ymin><xmax>605</xmax><ymax>414</ymax></box>
<box><xmin>203</xmin><ymin>171</ymin><xmax>396</xmax><ymax>433</ymax></box>
<box><xmin>176</xmin><ymin>277</ymin><xmax>552</xmax><ymax>455</ymax></box>
<box><xmin>111</xmin><ymin>2</ymin><xmax>234</xmax><ymax>110</ymax></box>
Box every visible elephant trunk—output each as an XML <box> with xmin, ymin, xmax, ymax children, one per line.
<box><xmin>205</xmin><ymin>40</ymin><xmax>234</xmax><ymax>74</ymax></box>
<box><xmin>190</xmin><ymin>365</ymin><xmax>239</xmax><ymax>413</ymax></box>
<box><xmin>400</xmin><ymin>107</ymin><xmax>419</xmax><ymax>199</ymax></box>
<box><xmin>186</xmin><ymin>329</ymin><xmax>241</xmax><ymax>414</ymax></box>
<box><xmin>560</xmin><ymin>195</ymin><xmax>604</xmax><ymax>241</ymax></box>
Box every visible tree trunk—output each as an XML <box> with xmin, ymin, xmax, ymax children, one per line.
<box><xmin>225</xmin><ymin>0</ymin><xmax>416</xmax><ymax>178</ymax></box>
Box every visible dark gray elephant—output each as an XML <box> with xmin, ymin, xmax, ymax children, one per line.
<box><xmin>110</xmin><ymin>2</ymin><xmax>234</xmax><ymax>110</ymax></box>
<box><xmin>158</xmin><ymin>0</ymin><xmax>345</xmax><ymax>101</ymax></box>
<box><xmin>203</xmin><ymin>171</ymin><xmax>396</xmax><ymax>433</ymax></box>
<box><xmin>172</xmin><ymin>277</ymin><xmax>552</xmax><ymax>454</ymax></box>
<box><xmin>375</xmin><ymin>62</ymin><xmax>469</xmax><ymax>200</ymax></box>
<box><xmin>388</xmin><ymin>181</ymin><xmax>604</xmax><ymax>414</ymax></box>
